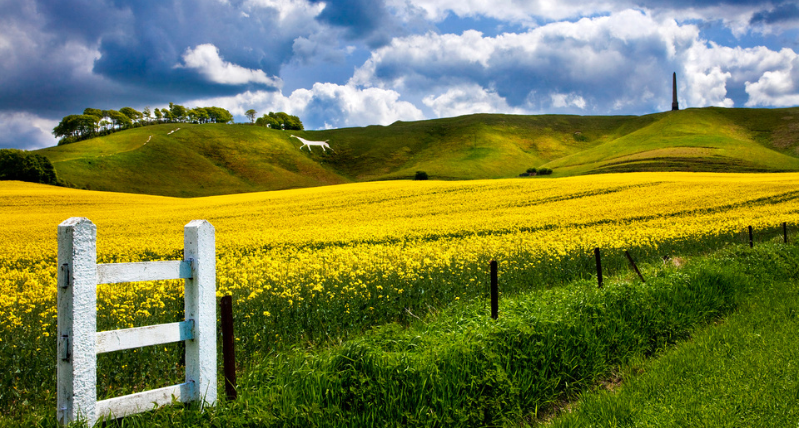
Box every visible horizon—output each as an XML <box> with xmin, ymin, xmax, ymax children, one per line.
<box><xmin>1</xmin><ymin>0</ymin><xmax>798</xmax><ymax>150</ymax></box>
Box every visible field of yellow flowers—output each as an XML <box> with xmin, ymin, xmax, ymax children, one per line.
<box><xmin>4</xmin><ymin>172</ymin><xmax>799</xmax><ymax>419</ymax></box>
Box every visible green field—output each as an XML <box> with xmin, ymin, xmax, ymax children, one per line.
<box><xmin>35</xmin><ymin>107</ymin><xmax>799</xmax><ymax>197</ymax></box>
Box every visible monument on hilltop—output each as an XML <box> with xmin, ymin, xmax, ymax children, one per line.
<box><xmin>672</xmin><ymin>72</ymin><xmax>679</xmax><ymax>111</ymax></box>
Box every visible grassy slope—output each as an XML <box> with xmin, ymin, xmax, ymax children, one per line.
<box><xmin>35</xmin><ymin>107</ymin><xmax>799</xmax><ymax>196</ymax></box>
<box><xmin>546</xmin><ymin>108</ymin><xmax>799</xmax><ymax>175</ymax></box>
<box><xmin>38</xmin><ymin>124</ymin><xmax>350</xmax><ymax>197</ymax></box>
<box><xmin>300</xmin><ymin>113</ymin><xmax>652</xmax><ymax>180</ymax></box>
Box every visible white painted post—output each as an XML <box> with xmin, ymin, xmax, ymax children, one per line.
<box><xmin>57</xmin><ymin>217</ymin><xmax>98</xmax><ymax>426</ymax></box>
<box><xmin>183</xmin><ymin>220</ymin><xmax>217</xmax><ymax>407</ymax></box>
<box><xmin>57</xmin><ymin>218</ymin><xmax>217</xmax><ymax>426</ymax></box>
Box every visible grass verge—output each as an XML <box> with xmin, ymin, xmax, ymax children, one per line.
<box><xmin>18</xmin><ymin>242</ymin><xmax>798</xmax><ymax>427</ymax></box>
<box><xmin>544</xmin><ymin>248</ymin><xmax>799</xmax><ymax>427</ymax></box>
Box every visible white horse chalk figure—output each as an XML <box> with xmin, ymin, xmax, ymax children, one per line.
<box><xmin>292</xmin><ymin>135</ymin><xmax>334</xmax><ymax>152</ymax></box>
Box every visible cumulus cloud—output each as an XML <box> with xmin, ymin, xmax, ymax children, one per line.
<box><xmin>422</xmin><ymin>84</ymin><xmax>525</xmax><ymax>117</ymax></box>
<box><xmin>550</xmin><ymin>93</ymin><xmax>587</xmax><ymax>109</ymax></box>
<box><xmin>745</xmin><ymin>56</ymin><xmax>799</xmax><ymax>106</ymax></box>
<box><xmin>352</xmin><ymin>9</ymin><xmax>799</xmax><ymax>114</ymax></box>
<box><xmin>177</xmin><ymin>44</ymin><xmax>282</xmax><ymax>87</ymax></box>
<box><xmin>187</xmin><ymin>83</ymin><xmax>424</xmax><ymax>129</ymax></box>
<box><xmin>243</xmin><ymin>0</ymin><xmax>326</xmax><ymax>22</ymax></box>
<box><xmin>387</xmin><ymin>0</ymin><xmax>792</xmax><ymax>37</ymax></box>
<box><xmin>0</xmin><ymin>113</ymin><xmax>59</xmax><ymax>150</ymax></box>
<box><xmin>353</xmin><ymin>10</ymin><xmax>692</xmax><ymax>113</ymax></box>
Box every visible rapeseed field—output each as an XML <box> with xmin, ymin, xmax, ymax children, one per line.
<box><xmin>3</xmin><ymin>172</ymin><xmax>799</xmax><ymax>420</ymax></box>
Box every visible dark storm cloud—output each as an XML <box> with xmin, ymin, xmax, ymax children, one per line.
<box><xmin>0</xmin><ymin>0</ymin><xmax>311</xmax><ymax>121</ymax></box>
<box><xmin>312</xmin><ymin>0</ymin><xmax>403</xmax><ymax>47</ymax></box>
<box><xmin>750</xmin><ymin>2</ymin><xmax>799</xmax><ymax>23</ymax></box>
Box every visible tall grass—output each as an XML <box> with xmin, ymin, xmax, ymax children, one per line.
<box><xmin>547</xmin><ymin>247</ymin><xmax>799</xmax><ymax>427</ymax></box>
<box><xmin>7</xmin><ymin>241</ymin><xmax>798</xmax><ymax>427</ymax></box>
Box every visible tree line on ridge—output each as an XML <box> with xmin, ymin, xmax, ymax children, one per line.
<box><xmin>52</xmin><ymin>104</ymin><xmax>235</xmax><ymax>145</ymax></box>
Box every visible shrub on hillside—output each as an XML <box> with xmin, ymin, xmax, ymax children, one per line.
<box><xmin>538</xmin><ymin>167</ymin><xmax>553</xmax><ymax>175</ymax></box>
<box><xmin>414</xmin><ymin>171</ymin><xmax>428</xmax><ymax>180</ymax></box>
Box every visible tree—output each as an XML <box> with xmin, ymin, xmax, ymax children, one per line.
<box><xmin>170</xmin><ymin>104</ymin><xmax>187</xmax><ymax>122</ymax></box>
<box><xmin>106</xmin><ymin>110</ymin><xmax>132</xmax><ymax>129</ymax></box>
<box><xmin>154</xmin><ymin>108</ymin><xmax>163</xmax><ymax>122</ymax></box>
<box><xmin>266</xmin><ymin>111</ymin><xmax>304</xmax><ymax>130</ymax></box>
<box><xmin>205</xmin><ymin>106</ymin><xmax>233</xmax><ymax>124</ymax></box>
<box><xmin>120</xmin><ymin>107</ymin><xmax>142</xmax><ymax>123</ymax></box>
<box><xmin>245</xmin><ymin>109</ymin><xmax>257</xmax><ymax>124</ymax></box>
<box><xmin>414</xmin><ymin>171</ymin><xmax>428</xmax><ymax>180</ymax></box>
<box><xmin>83</xmin><ymin>108</ymin><xmax>103</xmax><ymax>120</ymax></box>
<box><xmin>142</xmin><ymin>106</ymin><xmax>152</xmax><ymax>122</ymax></box>
<box><xmin>0</xmin><ymin>149</ymin><xmax>58</xmax><ymax>185</ymax></box>
<box><xmin>256</xmin><ymin>114</ymin><xmax>279</xmax><ymax>128</ymax></box>
<box><xmin>194</xmin><ymin>108</ymin><xmax>209</xmax><ymax>124</ymax></box>
<box><xmin>53</xmin><ymin>115</ymin><xmax>99</xmax><ymax>141</ymax></box>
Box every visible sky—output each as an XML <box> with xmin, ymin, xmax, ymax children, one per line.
<box><xmin>1</xmin><ymin>0</ymin><xmax>799</xmax><ymax>150</ymax></box>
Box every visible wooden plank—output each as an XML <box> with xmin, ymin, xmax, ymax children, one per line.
<box><xmin>96</xmin><ymin>320</ymin><xmax>194</xmax><ymax>354</ymax></box>
<box><xmin>220</xmin><ymin>295</ymin><xmax>237</xmax><ymax>400</ymax></box>
<box><xmin>96</xmin><ymin>382</ymin><xmax>193</xmax><ymax>420</ymax></box>
<box><xmin>489</xmin><ymin>260</ymin><xmax>498</xmax><ymax>320</ymax></box>
<box><xmin>96</xmin><ymin>260</ymin><xmax>192</xmax><ymax>284</ymax></box>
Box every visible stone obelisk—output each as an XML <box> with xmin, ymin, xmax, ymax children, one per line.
<box><xmin>672</xmin><ymin>72</ymin><xmax>679</xmax><ymax>111</ymax></box>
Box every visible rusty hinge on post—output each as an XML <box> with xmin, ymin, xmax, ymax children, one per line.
<box><xmin>60</xmin><ymin>264</ymin><xmax>70</xmax><ymax>289</ymax></box>
<box><xmin>60</xmin><ymin>334</ymin><xmax>70</xmax><ymax>362</ymax></box>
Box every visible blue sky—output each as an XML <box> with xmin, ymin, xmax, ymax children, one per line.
<box><xmin>1</xmin><ymin>0</ymin><xmax>798</xmax><ymax>149</ymax></box>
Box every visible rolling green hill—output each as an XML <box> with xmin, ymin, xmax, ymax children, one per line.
<box><xmin>34</xmin><ymin>107</ymin><xmax>799</xmax><ymax>196</ymax></box>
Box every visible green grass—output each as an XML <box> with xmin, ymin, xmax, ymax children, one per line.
<box><xmin>38</xmin><ymin>124</ymin><xmax>349</xmax><ymax>197</ymax></box>
<box><xmin>545</xmin><ymin>253</ymin><xmax>799</xmax><ymax>427</ymax></box>
<box><xmin>32</xmin><ymin>107</ymin><xmax>799</xmax><ymax>197</ymax></box>
<box><xmin>546</xmin><ymin>108</ymin><xmax>799</xmax><ymax>175</ymax></box>
<box><xmin>8</xmin><ymin>241</ymin><xmax>799</xmax><ymax>427</ymax></box>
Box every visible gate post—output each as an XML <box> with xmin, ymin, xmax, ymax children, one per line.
<box><xmin>184</xmin><ymin>220</ymin><xmax>217</xmax><ymax>407</ymax></box>
<box><xmin>57</xmin><ymin>217</ymin><xmax>98</xmax><ymax>426</ymax></box>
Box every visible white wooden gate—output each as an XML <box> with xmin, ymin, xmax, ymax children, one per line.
<box><xmin>57</xmin><ymin>218</ymin><xmax>217</xmax><ymax>426</ymax></box>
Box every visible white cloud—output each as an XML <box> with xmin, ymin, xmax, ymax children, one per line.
<box><xmin>550</xmin><ymin>93</ymin><xmax>587</xmax><ymax>109</ymax></box>
<box><xmin>352</xmin><ymin>9</ymin><xmax>799</xmax><ymax>113</ymax></box>
<box><xmin>177</xmin><ymin>44</ymin><xmax>282</xmax><ymax>87</ymax></box>
<box><xmin>745</xmin><ymin>56</ymin><xmax>799</xmax><ymax>107</ymax></box>
<box><xmin>186</xmin><ymin>83</ymin><xmax>424</xmax><ymax>129</ymax></box>
<box><xmin>243</xmin><ymin>0</ymin><xmax>325</xmax><ymax>22</ymax></box>
<box><xmin>387</xmin><ymin>0</ymin><xmax>782</xmax><ymax>37</ymax></box>
<box><xmin>423</xmin><ymin>84</ymin><xmax>526</xmax><ymax>117</ymax></box>
<box><xmin>386</xmin><ymin>0</ymin><xmax>620</xmax><ymax>24</ymax></box>
<box><xmin>0</xmin><ymin>112</ymin><xmax>59</xmax><ymax>150</ymax></box>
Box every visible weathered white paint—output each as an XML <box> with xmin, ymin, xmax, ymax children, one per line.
<box><xmin>96</xmin><ymin>320</ymin><xmax>194</xmax><ymax>354</ymax></box>
<box><xmin>97</xmin><ymin>260</ymin><xmax>192</xmax><ymax>284</ymax></box>
<box><xmin>56</xmin><ymin>218</ymin><xmax>216</xmax><ymax>426</ymax></box>
<box><xmin>96</xmin><ymin>382</ymin><xmax>194</xmax><ymax>421</ymax></box>
<box><xmin>291</xmin><ymin>135</ymin><xmax>334</xmax><ymax>152</ymax></box>
<box><xmin>184</xmin><ymin>220</ymin><xmax>217</xmax><ymax>407</ymax></box>
<box><xmin>58</xmin><ymin>217</ymin><xmax>98</xmax><ymax>426</ymax></box>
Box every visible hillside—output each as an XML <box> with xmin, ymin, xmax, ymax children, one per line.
<box><xmin>34</xmin><ymin>107</ymin><xmax>799</xmax><ymax>196</ymax></box>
